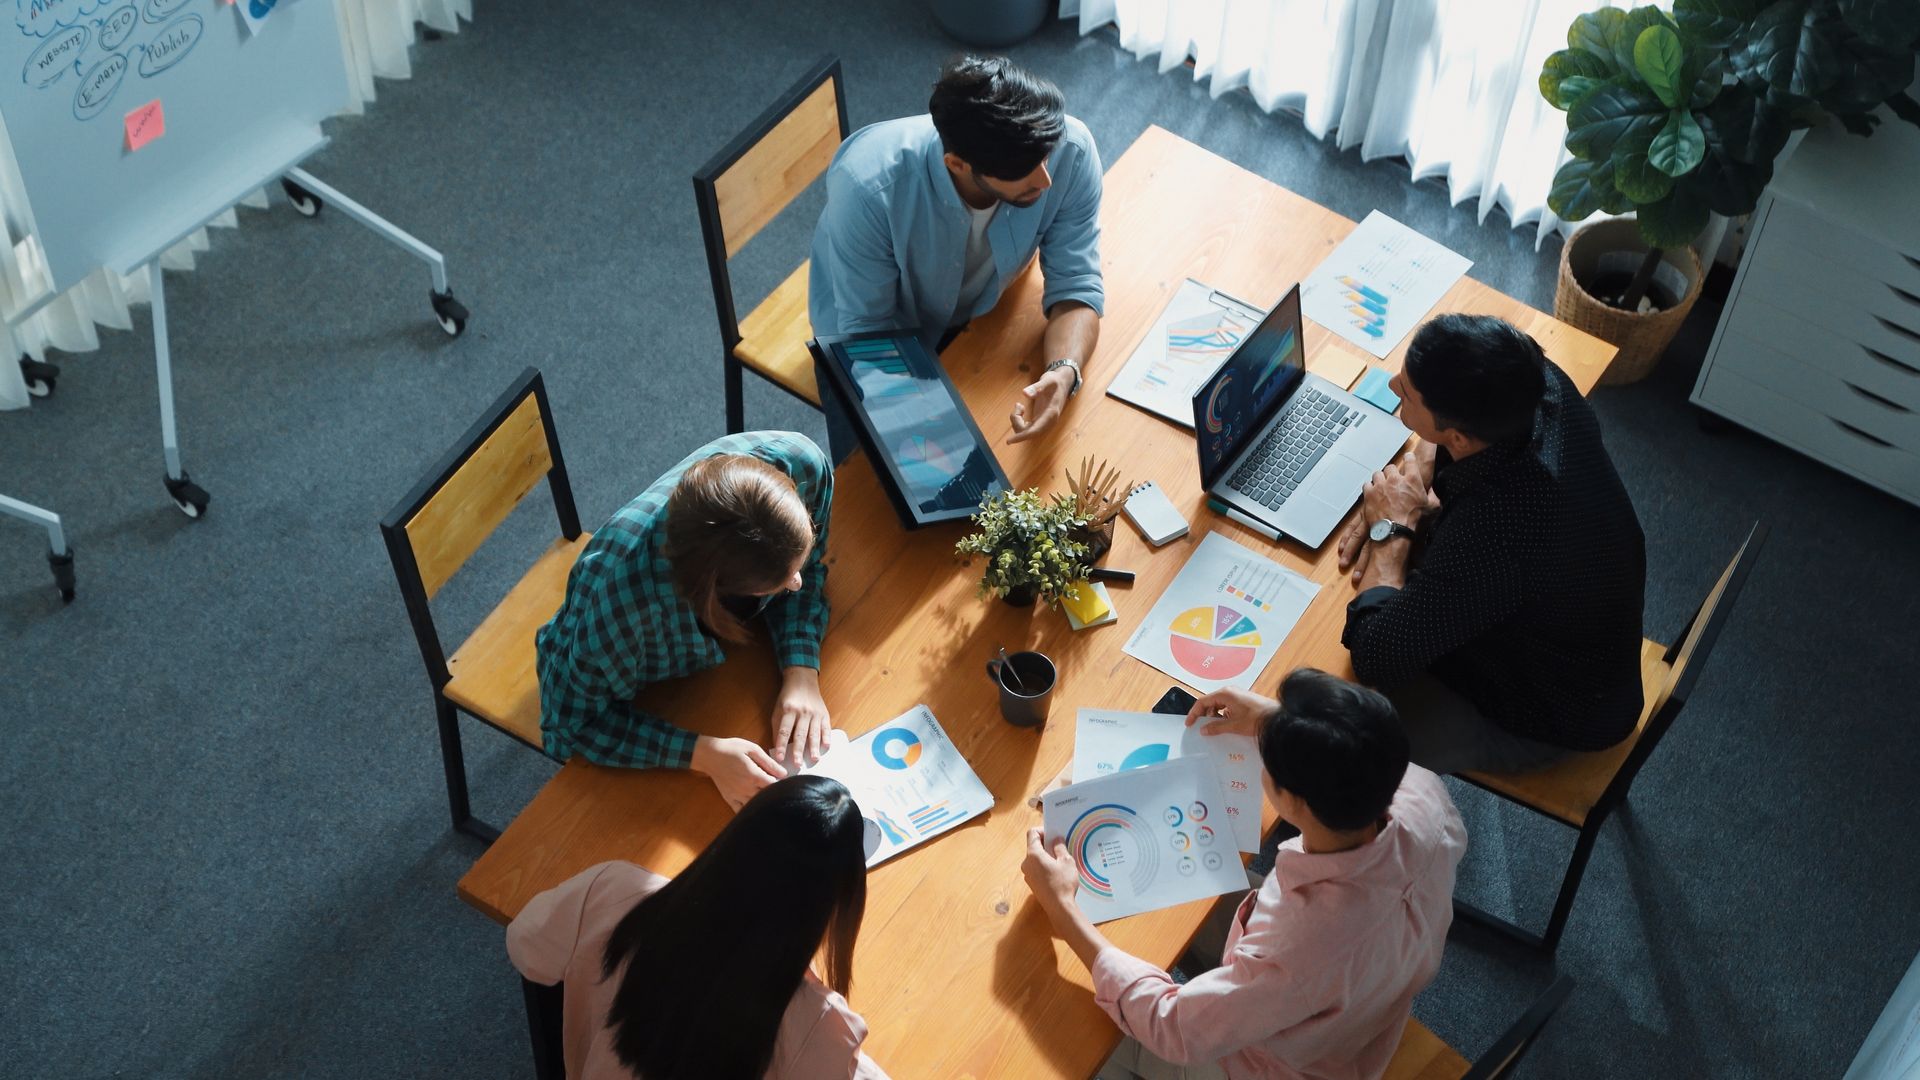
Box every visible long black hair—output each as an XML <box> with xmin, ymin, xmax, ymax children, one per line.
<box><xmin>600</xmin><ymin>774</ymin><xmax>868</xmax><ymax>1079</ymax></box>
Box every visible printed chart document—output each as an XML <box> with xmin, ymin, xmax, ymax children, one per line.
<box><xmin>1301</xmin><ymin>211</ymin><xmax>1471</xmax><ymax>358</ymax></box>
<box><xmin>804</xmin><ymin>706</ymin><xmax>993</xmax><ymax>868</ymax></box>
<box><xmin>1042</xmin><ymin>756</ymin><xmax>1248</xmax><ymax>923</ymax></box>
<box><xmin>1072</xmin><ymin>708</ymin><xmax>1262</xmax><ymax>854</ymax></box>
<box><xmin>1123</xmin><ymin>533</ymin><xmax>1319</xmax><ymax>694</ymax></box>
<box><xmin>1107</xmin><ymin>279</ymin><xmax>1264</xmax><ymax>426</ymax></box>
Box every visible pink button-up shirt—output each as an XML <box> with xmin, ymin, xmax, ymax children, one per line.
<box><xmin>1092</xmin><ymin>766</ymin><xmax>1467</xmax><ymax>1080</ymax></box>
<box><xmin>507</xmin><ymin>861</ymin><xmax>891</xmax><ymax>1080</ymax></box>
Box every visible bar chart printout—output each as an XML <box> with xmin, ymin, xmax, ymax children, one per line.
<box><xmin>1300</xmin><ymin>211</ymin><xmax>1472</xmax><ymax>358</ymax></box>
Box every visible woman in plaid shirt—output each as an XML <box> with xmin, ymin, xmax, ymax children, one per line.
<box><xmin>535</xmin><ymin>431</ymin><xmax>835</xmax><ymax>809</ymax></box>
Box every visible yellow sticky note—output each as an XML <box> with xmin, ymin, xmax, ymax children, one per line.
<box><xmin>1062</xmin><ymin>580</ymin><xmax>1116</xmax><ymax>630</ymax></box>
<box><xmin>1307</xmin><ymin>348</ymin><xmax>1367</xmax><ymax>390</ymax></box>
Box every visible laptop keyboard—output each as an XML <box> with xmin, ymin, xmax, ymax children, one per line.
<box><xmin>1226</xmin><ymin>390</ymin><xmax>1356</xmax><ymax>510</ymax></box>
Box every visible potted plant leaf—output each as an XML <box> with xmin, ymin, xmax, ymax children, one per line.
<box><xmin>1541</xmin><ymin>0</ymin><xmax>1920</xmax><ymax>383</ymax></box>
<box><xmin>954</xmin><ymin>488</ymin><xmax>1094</xmax><ymax>608</ymax></box>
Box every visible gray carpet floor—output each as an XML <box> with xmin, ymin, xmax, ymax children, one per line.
<box><xmin>4</xmin><ymin>3</ymin><xmax>1917</xmax><ymax>1078</ymax></box>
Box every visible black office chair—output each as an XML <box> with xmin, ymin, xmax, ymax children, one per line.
<box><xmin>1454</xmin><ymin>523</ymin><xmax>1768</xmax><ymax>952</ymax></box>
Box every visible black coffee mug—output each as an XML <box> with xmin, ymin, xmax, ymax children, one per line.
<box><xmin>986</xmin><ymin>650</ymin><xmax>1057</xmax><ymax>728</ymax></box>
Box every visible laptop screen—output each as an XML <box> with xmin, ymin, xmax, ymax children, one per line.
<box><xmin>1192</xmin><ymin>284</ymin><xmax>1306</xmax><ymax>488</ymax></box>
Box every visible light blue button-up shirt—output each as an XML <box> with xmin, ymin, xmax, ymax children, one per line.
<box><xmin>808</xmin><ymin>115</ymin><xmax>1104</xmax><ymax>354</ymax></box>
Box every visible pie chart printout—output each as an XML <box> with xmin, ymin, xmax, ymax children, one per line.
<box><xmin>1124</xmin><ymin>533</ymin><xmax>1321</xmax><ymax>693</ymax></box>
<box><xmin>1167</xmin><ymin>604</ymin><xmax>1262</xmax><ymax>681</ymax></box>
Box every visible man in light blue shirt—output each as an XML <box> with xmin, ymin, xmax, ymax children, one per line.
<box><xmin>810</xmin><ymin>56</ymin><xmax>1103</xmax><ymax>453</ymax></box>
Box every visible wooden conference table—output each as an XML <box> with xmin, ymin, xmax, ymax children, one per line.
<box><xmin>458</xmin><ymin>126</ymin><xmax>1616</xmax><ymax>1078</ymax></box>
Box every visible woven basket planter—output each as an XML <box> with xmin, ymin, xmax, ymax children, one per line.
<box><xmin>1555</xmin><ymin>219</ymin><xmax>1704</xmax><ymax>386</ymax></box>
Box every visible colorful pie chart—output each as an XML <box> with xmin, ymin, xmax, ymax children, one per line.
<box><xmin>1167</xmin><ymin>605</ymin><xmax>1261</xmax><ymax>680</ymax></box>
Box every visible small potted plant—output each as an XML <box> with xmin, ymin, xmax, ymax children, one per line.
<box><xmin>955</xmin><ymin>488</ymin><xmax>1094</xmax><ymax>608</ymax></box>
<box><xmin>1541</xmin><ymin>0</ymin><xmax>1919</xmax><ymax>383</ymax></box>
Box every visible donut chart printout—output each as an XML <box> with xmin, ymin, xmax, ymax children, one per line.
<box><xmin>1122</xmin><ymin>532</ymin><xmax>1319</xmax><ymax>694</ymax></box>
<box><xmin>803</xmin><ymin>705</ymin><xmax>994</xmax><ymax>869</ymax></box>
<box><xmin>1070</xmin><ymin>708</ymin><xmax>1263</xmax><ymax>854</ymax></box>
<box><xmin>1041</xmin><ymin>755</ymin><xmax>1248</xmax><ymax>924</ymax></box>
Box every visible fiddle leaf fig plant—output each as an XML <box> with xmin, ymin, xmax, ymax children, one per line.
<box><xmin>1541</xmin><ymin>0</ymin><xmax>1920</xmax><ymax>307</ymax></box>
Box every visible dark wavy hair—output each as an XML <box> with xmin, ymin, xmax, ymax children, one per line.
<box><xmin>1259</xmin><ymin>669</ymin><xmax>1409</xmax><ymax>831</ymax></box>
<box><xmin>600</xmin><ymin>775</ymin><xmax>868</xmax><ymax>1079</ymax></box>
<box><xmin>1404</xmin><ymin>313</ymin><xmax>1548</xmax><ymax>444</ymax></box>
<box><xmin>928</xmin><ymin>55</ymin><xmax>1066</xmax><ymax>180</ymax></box>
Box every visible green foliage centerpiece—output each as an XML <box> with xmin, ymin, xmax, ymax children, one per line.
<box><xmin>954</xmin><ymin>488</ymin><xmax>1094</xmax><ymax>608</ymax></box>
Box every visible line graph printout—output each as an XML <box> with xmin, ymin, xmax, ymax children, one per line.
<box><xmin>1123</xmin><ymin>532</ymin><xmax>1319</xmax><ymax>694</ymax></box>
<box><xmin>803</xmin><ymin>705</ymin><xmax>994</xmax><ymax>868</ymax></box>
<box><xmin>1107</xmin><ymin>278</ymin><xmax>1263</xmax><ymax>426</ymax></box>
<box><xmin>1071</xmin><ymin>708</ymin><xmax>1262</xmax><ymax>853</ymax></box>
<box><xmin>1042</xmin><ymin>756</ymin><xmax>1248</xmax><ymax>923</ymax></box>
<box><xmin>1300</xmin><ymin>211</ymin><xmax>1471</xmax><ymax>358</ymax></box>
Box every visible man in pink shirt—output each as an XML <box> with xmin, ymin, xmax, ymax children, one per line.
<box><xmin>1022</xmin><ymin>668</ymin><xmax>1468</xmax><ymax>1080</ymax></box>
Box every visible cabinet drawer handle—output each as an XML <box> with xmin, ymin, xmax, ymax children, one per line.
<box><xmin>1831</xmin><ymin>418</ymin><xmax>1895</xmax><ymax>447</ymax></box>
<box><xmin>1845</xmin><ymin>381</ymin><xmax>1913</xmax><ymax>413</ymax></box>
<box><xmin>1862</xmin><ymin>344</ymin><xmax>1920</xmax><ymax>377</ymax></box>
<box><xmin>1874</xmin><ymin>316</ymin><xmax>1920</xmax><ymax>347</ymax></box>
<box><xmin>1894</xmin><ymin>284</ymin><xmax>1920</xmax><ymax>309</ymax></box>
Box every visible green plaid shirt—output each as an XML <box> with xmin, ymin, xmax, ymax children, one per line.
<box><xmin>534</xmin><ymin>432</ymin><xmax>832</xmax><ymax>769</ymax></box>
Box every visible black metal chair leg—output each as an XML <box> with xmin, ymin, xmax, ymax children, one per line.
<box><xmin>724</xmin><ymin>353</ymin><xmax>745</xmax><ymax>434</ymax></box>
<box><xmin>522</xmin><ymin>978</ymin><xmax>566</xmax><ymax>1080</ymax></box>
<box><xmin>1540</xmin><ymin>819</ymin><xmax>1605</xmax><ymax>952</ymax></box>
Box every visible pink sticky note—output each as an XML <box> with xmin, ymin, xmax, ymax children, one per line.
<box><xmin>125</xmin><ymin>100</ymin><xmax>164</xmax><ymax>152</ymax></box>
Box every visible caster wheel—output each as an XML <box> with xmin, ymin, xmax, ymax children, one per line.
<box><xmin>281</xmin><ymin>178</ymin><xmax>322</xmax><ymax>218</ymax></box>
<box><xmin>164</xmin><ymin>473</ymin><xmax>210</xmax><ymax>520</ymax></box>
<box><xmin>19</xmin><ymin>357</ymin><xmax>58</xmax><ymax>397</ymax></box>
<box><xmin>431</xmin><ymin>289</ymin><xmax>469</xmax><ymax>337</ymax></box>
<box><xmin>49</xmin><ymin>548</ymin><xmax>75</xmax><ymax>604</ymax></box>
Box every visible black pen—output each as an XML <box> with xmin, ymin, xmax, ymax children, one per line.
<box><xmin>1088</xmin><ymin>567</ymin><xmax>1135</xmax><ymax>584</ymax></box>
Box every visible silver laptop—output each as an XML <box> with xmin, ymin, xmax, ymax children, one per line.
<box><xmin>1191</xmin><ymin>284</ymin><xmax>1409</xmax><ymax>548</ymax></box>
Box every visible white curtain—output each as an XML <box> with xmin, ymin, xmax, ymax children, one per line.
<box><xmin>0</xmin><ymin>0</ymin><xmax>472</xmax><ymax>411</ymax></box>
<box><xmin>1061</xmin><ymin>0</ymin><xmax>1659</xmax><ymax>248</ymax></box>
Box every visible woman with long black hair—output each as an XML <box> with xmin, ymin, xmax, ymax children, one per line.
<box><xmin>507</xmin><ymin>774</ymin><xmax>887</xmax><ymax>1079</ymax></box>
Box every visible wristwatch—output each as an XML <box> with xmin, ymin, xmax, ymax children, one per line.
<box><xmin>1368</xmin><ymin>518</ymin><xmax>1416</xmax><ymax>544</ymax></box>
<box><xmin>1045</xmin><ymin>358</ymin><xmax>1083</xmax><ymax>397</ymax></box>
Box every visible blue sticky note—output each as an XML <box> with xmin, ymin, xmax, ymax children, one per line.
<box><xmin>1354</xmin><ymin>368</ymin><xmax>1399</xmax><ymax>413</ymax></box>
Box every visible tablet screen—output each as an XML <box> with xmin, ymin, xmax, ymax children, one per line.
<box><xmin>828</xmin><ymin>335</ymin><xmax>1006</xmax><ymax>521</ymax></box>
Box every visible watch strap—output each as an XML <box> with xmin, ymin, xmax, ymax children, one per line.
<box><xmin>1045</xmin><ymin>358</ymin><xmax>1083</xmax><ymax>397</ymax></box>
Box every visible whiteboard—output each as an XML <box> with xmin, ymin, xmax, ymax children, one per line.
<box><xmin>0</xmin><ymin>0</ymin><xmax>350</xmax><ymax>296</ymax></box>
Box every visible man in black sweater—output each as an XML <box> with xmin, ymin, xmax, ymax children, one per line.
<box><xmin>1337</xmin><ymin>314</ymin><xmax>1645</xmax><ymax>774</ymax></box>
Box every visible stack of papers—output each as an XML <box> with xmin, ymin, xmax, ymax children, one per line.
<box><xmin>1300</xmin><ymin>211</ymin><xmax>1472</xmax><ymax>358</ymax></box>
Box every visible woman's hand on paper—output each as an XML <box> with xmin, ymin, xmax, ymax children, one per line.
<box><xmin>691</xmin><ymin>735</ymin><xmax>787</xmax><ymax>812</ymax></box>
<box><xmin>770</xmin><ymin>666</ymin><xmax>832</xmax><ymax>765</ymax></box>
<box><xmin>1185</xmin><ymin>687</ymin><xmax>1279</xmax><ymax>737</ymax></box>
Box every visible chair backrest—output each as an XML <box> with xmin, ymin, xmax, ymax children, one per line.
<box><xmin>1461</xmin><ymin>974</ymin><xmax>1574</xmax><ymax>1080</ymax></box>
<box><xmin>1605</xmin><ymin>521</ymin><xmax>1768</xmax><ymax>803</ymax></box>
<box><xmin>379</xmin><ymin>367</ymin><xmax>580</xmax><ymax>687</ymax></box>
<box><xmin>692</xmin><ymin>55</ymin><xmax>847</xmax><ymax>346</ymax></box>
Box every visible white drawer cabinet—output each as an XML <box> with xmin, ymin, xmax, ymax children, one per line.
<box><xmin>1692</xmin><ymin>114</ymin><xmax>1920</xmax><ymax>507</ymax></box>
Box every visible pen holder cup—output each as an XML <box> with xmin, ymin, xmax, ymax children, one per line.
<box><xmin>986</xmin><ymin>651</ymin><xmax>1057</xmax><ymax>728</ymax></box>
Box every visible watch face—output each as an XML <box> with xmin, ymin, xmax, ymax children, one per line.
<box><xmin>1369</xmin><ymin>519</ymin><xmax>1392</xmax><ymax>542</ymax></box>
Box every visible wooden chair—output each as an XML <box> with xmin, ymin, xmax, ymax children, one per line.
<box><xmin>692</xmin><ymin>55</ymin><xmax>848</xmax><ymax>434</ymax></box>
<box><xmin>1454</xmin><ymin>523</ymin><xmax>1769</xmax><ymax>952</ymax></box>
<box><xmin>1386</xmin><ymin>975</ymin><xmax>1573</xmax><ymax>1080</ymax></box>
<box><xmin>379</xmin><ymin>368</ymin><xmax>586</xmax><ymax>842</ymax></box>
